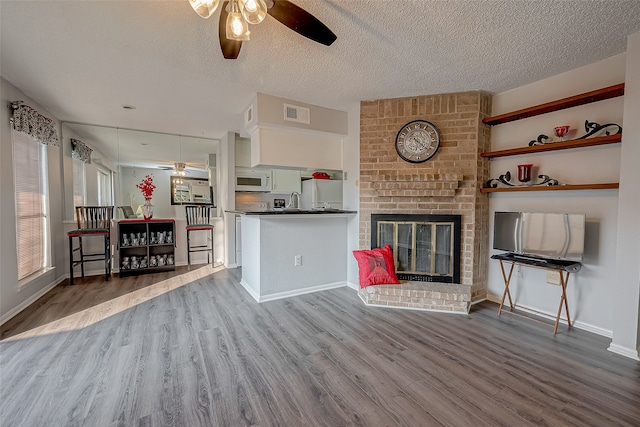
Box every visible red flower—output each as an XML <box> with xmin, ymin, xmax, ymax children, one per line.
<box><xmin>136</xmin><ymin>174</ymin><xmax>156</xmax><ymax>201</ymax></box>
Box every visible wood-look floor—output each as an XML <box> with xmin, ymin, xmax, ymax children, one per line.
<box><xmin>1</xmin><ymin>268</ymin><xmax>639</xmax><ymax>427</ymax></box>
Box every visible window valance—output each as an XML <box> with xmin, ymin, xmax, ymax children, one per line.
<box><xmin>10</xmin><ymin>100</ymin><xmax>59</xmax><ymax>146</ymax></box>
<box><xmin>71</xmin><ymin>138</ymin><xmax>93</xmax><ymax>163</ymax></box>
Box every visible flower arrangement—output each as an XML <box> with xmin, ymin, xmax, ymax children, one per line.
<box><xmin>136</xmin><ymin>174</ymin><xmax>156</xmax><ymax>201</ymax></box>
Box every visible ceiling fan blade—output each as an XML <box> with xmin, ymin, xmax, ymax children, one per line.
<box><xmin>267</xmin><ymin>0</ymin><xmax>337</xmax><ymax>46</ymax></box>
<box><xmin>218</xmin><ymin>1</ymin><xmax>242</xmax><ymax>59</ymax></box>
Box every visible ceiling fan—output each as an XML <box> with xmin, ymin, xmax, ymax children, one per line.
<box><xmin>188</xmin><ymin>0</ymin><xmax>337</xmax><ymax>59</ymax></box>
<box><xmin>158</xmin><ymin>162</ymin><xmax>205</xmax><ymax>175</ymax></box>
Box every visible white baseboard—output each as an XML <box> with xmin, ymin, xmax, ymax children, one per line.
<box><xmin>608</xmin><ymin>343</ymin><xmax>640</xmax><ymax>361</ymax></box>
<box><xmin>346</xmin><ymin>281</ymin><xmax>359</xmax><ymax>290</ymax></box>
<box><xmin>239</xmin><ymin>280</ymin><xmax>347</xmax><ymax>303</ymax></box>
<box><xmin>572</xmin><ymin>320</ymin><xmax>613</xmax><ymax>338</ymax></box>
<box><xmin>0</xmin><ymin>275</ymin><xmax>66</xmax><ymax>326</ymax></box>
<box><xmin>485</xmin><ymin>292</ymin><xmax>613</xmax><ymax>338</ymax></box>
<box><xmin>239</xmin><ymin>279</ymin><xmax>260</xmax><ymax>302</ymax></box>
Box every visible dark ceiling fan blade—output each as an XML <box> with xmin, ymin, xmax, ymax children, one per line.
<box><xmin>218</xmin><ymin>1</ymin><xmax>242</xmax><ymax>59</ymax></box>
<box><xmin>267</xmin><ymin>0</ymin><xmax>337</xmax><ymax>46</ymax></box>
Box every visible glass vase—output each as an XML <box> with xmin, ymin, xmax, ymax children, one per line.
<box><xmin>141</xmin><ymin>200</ymin><xmax>154</xmax><ymax>220</ymax></box>
<box><xmin>517</xmin><ymin>164</ymin><xmax>533</xmax><ymax>183</ymax></box>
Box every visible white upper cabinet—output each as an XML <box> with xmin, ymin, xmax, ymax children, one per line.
<box><xmin>271</xmin><ymin>169</ymin><xmax>301</xmax><ymax>194</ymax></box>
<box><xmin>235</xmin><ymin>138</ymin><xmax>251</xmax><ymax>167</ymax></box>
<box><xmin>250</xmin><ymin>127</ymin><xmax>343</xmax><ymax>170</ymax></box>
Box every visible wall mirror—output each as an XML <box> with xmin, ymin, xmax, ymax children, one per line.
<box><xmin>61</xmin><ymin>123</ymin><xmax>220</xmax><ymax>220</ymax></box>
<box><xmin>171</xmin><ymin>176</ymin><xmax>214</xmax><ymax>205</ymax></box>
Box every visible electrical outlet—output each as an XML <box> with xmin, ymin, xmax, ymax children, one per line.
<box><xmin>294</xmin><ymin>255</ymin><xmax>302</xmax><ymax>266</ymax></box>
<box><xmin>546</xmin><ymin>270</ymin><xmax>561</xmax><ymax>285</ymax></box>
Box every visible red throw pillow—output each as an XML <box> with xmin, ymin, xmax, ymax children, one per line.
<box><xmin>352</xmin><ymin>244</ymin><xmax>401</xmax><ymax>288</ymax></box>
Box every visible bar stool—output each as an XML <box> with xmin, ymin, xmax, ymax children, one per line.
<box><xmin>185</xmin><ymin>205</ymin><xmax>214</xmax><ymax>266</ymax></box>
<box><xmin>68</xmin><ymin>206</ymin><xmax>113</xmax><ymax>285</ymax></box>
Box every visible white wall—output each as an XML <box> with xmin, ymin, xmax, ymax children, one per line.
<box><xmin>610</xmin><ymin>31</ymin><xmax>640</xmax><ymax>360</ymax></box>
<box><xmin>343</xmin><ymin>103</ymin><xmax>361</xmax><ymax>288</ymax></box>
<box><xmin>1</xmin><ymin>78</ymin><xmax>66</xmax><ymax>323</ymax></box>
<box><xmin>486</xmin><ymin>54</ymin><xmax>627</xmax><ymax>337</ymax></box>
<box><xmin>221</xmin><ymin>132</ymin><xmax>237</xmax><ymax>268</ymax></box>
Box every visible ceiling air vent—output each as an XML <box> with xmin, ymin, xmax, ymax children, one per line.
<box><xmin>245</xmin><ymin>105</ymin><xmax>254</xmax><ymax>127</ymax></box>
<box><xmin>284</xmin><ymin>103</ymin><xmax>310</xmax><ymax>124</ymax></box>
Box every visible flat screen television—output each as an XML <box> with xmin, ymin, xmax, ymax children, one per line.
<box><xmin>493</xmin><ymin>212</ymin><xmax>586</xmax><ymax>262</ymax></box>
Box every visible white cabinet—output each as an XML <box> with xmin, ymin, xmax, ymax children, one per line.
<box><xmin>271</xmin><ymin>169</ymin><xmax>301</xmax><ymax>194</ymax></box>
<box><xmin>235</xmin><ymin>138</ymin><xmax>251</xmax><ymax>167</ymax></box>
<box><xmin>250</xmin><ymin>127</ymin><xmax>343</xmax><ymax>170</ymax></box>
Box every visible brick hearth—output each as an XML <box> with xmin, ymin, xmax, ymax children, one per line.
<box><xmin>359</xmin><ymin>91</ymin><xmax>492</xmax><ymax>305</ymax></box>
<box><xmin>358</xmin><ymin>282</ymin><xmax>471</xmax><ymax>313</ymax></box>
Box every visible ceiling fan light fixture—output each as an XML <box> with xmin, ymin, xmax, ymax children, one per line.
<box><xmin>174</xmin><ymin>162</ymin><xmax>187</xmax><ymax>176</ymax></box>
<box><xmin>188</xmin><ymin>0</ymin><xmax>220</xmax><ymax>19</ymax></box>
<box><xmin>241</xmin><ymin>0</ymin><xmax>267</xmax><ymax>25</ymax></box>
<box><xmin>226</xmin><ymin>0</ymin><xmax>250</xmax><ymax>40</ymax></box>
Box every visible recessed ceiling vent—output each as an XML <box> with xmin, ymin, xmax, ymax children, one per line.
<box><xmin>284</xmin><ymin>103</ymin><xmax>310</xmax><ymax>124</ymax></box>
<box><xmin>245</xmin><ymin>105</ymin><xmax>254</xmax><ymax>127</ymax></box>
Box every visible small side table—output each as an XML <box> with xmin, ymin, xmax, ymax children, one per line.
<box><xmin>491</xmin><ymin>253</ymin><xmax>582</xmax><ymax>334</ymax></box>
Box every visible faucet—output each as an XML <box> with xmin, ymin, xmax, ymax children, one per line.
<box><xmin>287</xmin><ymin>192</ymin><xmax>300</xmax><ymax>209</ymax></box>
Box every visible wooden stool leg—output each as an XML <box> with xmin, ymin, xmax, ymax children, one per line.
<box><xmin>210</xmin><ymin>228</ymin><xmax>214</xmax><ymax>265</ymax></box>
<box><xmin>69</xmin><ymin>235</ymin><xmax>74</xmax><ymax>286</ymax></box>
<box><xmin>187</xmin><ymin>230</ymin><xmax>191</xmax><ymax>266</ymax></box>
<box><xmin>79</xmin><ymin>236</ymin><xmax>85</xmax><ymax>278</ymax></box>
<box><xmin>105</xmin><ymin>234</ymin><xmax>110</xmax><ymax>281</ymax></box>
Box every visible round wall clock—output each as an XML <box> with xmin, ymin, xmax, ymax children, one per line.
<box><xmin>395</xmin><ymin>120</ymin><xmax>441</xmax><ymax>163</ymax></box>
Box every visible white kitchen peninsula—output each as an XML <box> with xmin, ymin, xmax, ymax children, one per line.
<box><xmin>235</xmin><ymin>211</ymin><xmax>356</xmax><ymax>302</ymax></box>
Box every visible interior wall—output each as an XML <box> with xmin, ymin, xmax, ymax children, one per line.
<box><xmin>343</xmin><ymin>103</ymin><xmax>361</xmax><ymax>288</ymax></box>
<box><xmin>0</xmin><ymin>78</ymin><xmax>66</xmax><ymax>323</ymax></box>
<box><xmin>610</xmin><ymin>30</ymin><xmax>640</xmax><ymax>359</ymax></box>
<box><xmin>221</xmin><ymin>132</ymin><xmax>236</xmax><ymax>268</ymax></box>
<box><xmin>486</xmin><ymin>53</ymin><xmax>627</xmax><ymax>336</ymax></box>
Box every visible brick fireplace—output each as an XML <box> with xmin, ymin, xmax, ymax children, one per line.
<box><xmin>359</xmin><ymin>91</ymin><xmax>492</xmax><ymax>309</ymax></box>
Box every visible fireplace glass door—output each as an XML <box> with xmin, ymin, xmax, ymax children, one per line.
<box><xmin>378</xmin><ymin>221</ymin><xmax>454</xmax><ymax>279</ymax></box>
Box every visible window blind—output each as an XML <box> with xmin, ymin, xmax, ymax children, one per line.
<box><xmin>73</xmin><ymin>157</ymin><xmax>86</xmax><ymax>208</ymax></box>
<box><xmin>12</xmin><ymin>129</ymin><xmax>48</xmax><ymax>280</ymax></box>
<box><xmin>97</xmin><ymin>167</ymin><xmax>113</xmax><ymax>206</ymax></box>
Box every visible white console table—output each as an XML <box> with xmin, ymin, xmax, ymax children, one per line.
<box><xmin>491</xmin><ymin>253</ymin><xmax>582</xmax><ymax>335</ymax></box>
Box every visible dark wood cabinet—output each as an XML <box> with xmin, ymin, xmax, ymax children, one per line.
<box><xmin>118</xmin><ymin>219</ymin><xmax>175</xmax><ymax>276</ymax></box>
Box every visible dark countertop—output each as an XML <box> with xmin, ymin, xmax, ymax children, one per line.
<box><xmin>226</xmin><ymin>209</ymin><xmax>357</xmax><ymax>215</ymax></box>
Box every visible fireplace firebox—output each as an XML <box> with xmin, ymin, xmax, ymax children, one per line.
<box><xmin>371</xmin><ymin>214</ymin><xmax>461</xmax><ymax>283</ymax></box>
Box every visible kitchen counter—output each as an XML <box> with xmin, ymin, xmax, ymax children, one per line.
<box><xmin>236</xmin><ymin>212</ymin><xmax>356</xmax><ymax>303</ymax></box>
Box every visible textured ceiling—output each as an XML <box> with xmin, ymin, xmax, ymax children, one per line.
<box><xmin>1</xmin><ymin>0</ymin><xmax>640</xmax><ymax>140</ymax></box>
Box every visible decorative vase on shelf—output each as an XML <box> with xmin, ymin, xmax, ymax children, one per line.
<box><xmin>141</xmin><ymin>200</ymin><xmax>154</xmax><ymax>220</ymax></box>
<box><xmin>517</xmin><ymin>164</ymin><xmax>534</xmax><ymax>183</ymax></box>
